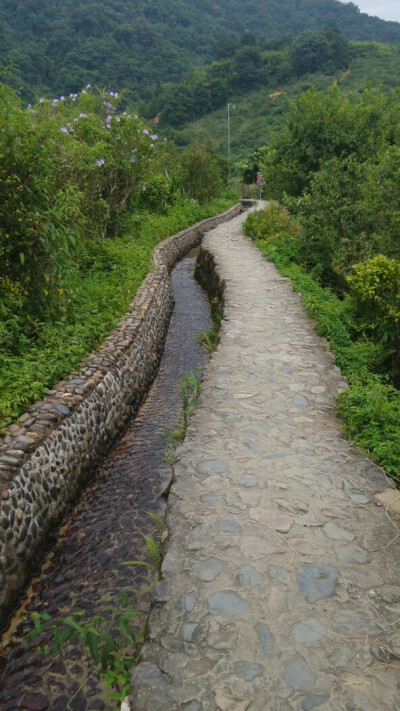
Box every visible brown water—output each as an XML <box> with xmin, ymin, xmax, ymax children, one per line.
<box><xmin>0</xmin><ymin>252</ymin><xmax>212</xmax><ymax>711</ymax></box>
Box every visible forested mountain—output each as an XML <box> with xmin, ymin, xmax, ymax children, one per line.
<box><xmin>167</xmin><ymin>39</ymin><xmax>400</xmax><ymax>161</ymax></box>
<box><xmin>1</xmin><ymin>0</ymin><xmax>400</xmax><ymax>100</ymax></box>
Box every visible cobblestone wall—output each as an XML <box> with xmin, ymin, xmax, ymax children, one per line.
<box><xmin>0</xmin><ymin>204</ymin><xmax>241</xmax><ymax>624</ymax></box>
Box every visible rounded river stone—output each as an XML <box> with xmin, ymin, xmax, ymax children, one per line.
<box><xmin>294</xmin><ymin>619</ymin><xmax>326</xmax><ymax>642</ymax></box>
<box><xmin>297</xmin><ymin>564</ymin><xmax>339</xmax><ymax>603</ymax></box>
<box><xmin>218</xmin><ymin>519</ymin><xmax>243</xmax><ymax>533</ymax></box>
<box><xmin>192</xmin><ymin>557</ymin><xmax>225</xmax><ymax>582</ymax></box>
<box><xmin>301</xmin><ymin>695</ymin><xmax>330</xmax><ymax>711</ymax></box>
<box><xmin>292</xmin><ymin>395</ymin><xmax>309</xmax><ymax>407</ymax></box>
<box><xmin>257</xmin><ymin>624</ymin><xmax>275</xmax><ymax>656</ymax></box>
<box><xmin>240</xmin><ymin>475</ymin><xmax>259</xmax><ymax>488</ymax></box>
<box><xmin>233</xmin><ymin>661</ymin><xmax>264</xmax><ymax>681</ymax></box>
<box><xmin>283</xmin><ymin>660</ymin><xmax>316</xmax><ymax>691</ymax></box>
<box><xmin>207</xmin><ymin>591</ymin><xmax>250</xmax><ymax>618</ymax></box>
<box><xmin>237</xmin><ymin>565</ymin><xmax>263</xmax><ymax>586</ymax></box>
<box><xmin>196</xmin><ymin>460</ymin><xmax>229</xmax><ymax>476</ymax></box>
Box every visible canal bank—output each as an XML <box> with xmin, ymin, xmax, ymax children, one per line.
<box><xmin>0</xmin><ymin>247</ymin><xmax>219</xmax><ymax>709</ymax></box>
<box><xmin>0</xmin><ymin>204</ymin><xmax>240</xmax><ymax>626</ymax></box>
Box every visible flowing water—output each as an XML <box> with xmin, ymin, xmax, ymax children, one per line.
<box><xmin>0</xmin><ymin>251</ymin><xmax>212</xmax><ymax>711</ymax></box>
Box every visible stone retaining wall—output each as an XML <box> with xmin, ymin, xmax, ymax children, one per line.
<box><xmin>0</xmin><ymin>203</ymin><xmax>241</xmax><ymax>625</ymax></box>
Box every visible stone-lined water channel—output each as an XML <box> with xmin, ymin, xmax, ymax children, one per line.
<box><xmin>0</xmin><ymin>251</ymin><xmax>212</xmax><ymax>710</ymax></box>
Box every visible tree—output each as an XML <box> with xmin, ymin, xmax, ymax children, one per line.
<box><xmin>291</xmin><ymin>30</ymin><xmax>330</xmax><ymax>75</ymax></box>
<box><xmin>180</xmin><ymin>142</ymin><xmax>227</xmax><ymax>204</ymax></box>
<box><xmin>232</xmin><ymin>45</ymin><xmax>262</xmax><ymax>90</ymax></box>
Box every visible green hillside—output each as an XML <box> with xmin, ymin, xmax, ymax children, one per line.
<box><xmin>169</xmin><ymin>40</ymin><xmax>400</xmax><ymax>163</ymax></box>
<box><xmin>1</xmin><ymin>0</ymin><xmax>400</xmax><ymax>100</ymax></box>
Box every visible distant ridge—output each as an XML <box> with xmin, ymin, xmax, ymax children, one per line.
<box><xmin>1</xmin><ymin>0</ymin><xmax>400</xmax><ymax>100</ymax></box>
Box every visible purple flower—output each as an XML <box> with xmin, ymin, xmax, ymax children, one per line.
<box><xmin>106</xmin><ymin>115</ymin><xmax>112</xmax><ymax>123</ymax></box>
<box><xmin>60</xmin><ymin>127</ymin><xmax>68</xmax><ymax>133</ymax></box>
<box><xmin>97</xmin><ymin>159</ymin><xmax>105</xmax><ymax>166</ymax></box>
<box><xmin>143</xmin><ymin>129</ymin><xmax>149</xmax><ymax>135</ymax></box>
<box><xmin>141</xmin><ymin>185</ymin><xmax>146</xmax><ymax>191</ymax></box>
<box><xmin>86</xmin><ymin>83</ymin><xmax>91</xmax><ymax>88</ymax></box>
<box><xmin>151</xmin><ymin>134</ymin><xmax>158</xmax><ymax>140</ymax></box>
<box><xmin>130</xmin><ymin>155</ymin><xmax>136</xmax><ymax>163</ymax></box>
<box><xmin>81</xmin><ymin>89</ymin><xmax>87</xmax><ymax>94</ymax></box>
<box><xmin>79</xmin><ymin>113</ymin><xmax>88</xmax><ymax>118</ymax></box>
<box><xmin>39</xmin><ymin>98</ymin><xmax>44</xmax><ymax>104</ymax></box>
<box><xmin>116</xmin><ymin>117</ymin><xmax>120</xmax><ymax>122</ymax></box>
<box><xmin>74</xmin><ymin>118</ymin><xmax>78</xmax><ymax>122</ymax></box>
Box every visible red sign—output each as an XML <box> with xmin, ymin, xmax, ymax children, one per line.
<box><xmin>256</xmin><ymin>172</ymin><xmax>263</xmax><ymax>186</ymax></box>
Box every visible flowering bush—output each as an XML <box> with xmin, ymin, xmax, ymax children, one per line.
<box><xmin>0</xmin><ymin>84</ymin><xmax>164</xmax><ymax>339</ymax></box>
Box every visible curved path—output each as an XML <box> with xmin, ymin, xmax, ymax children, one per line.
<box><xmin>131</xmin><ymin>209</ymin><xmax>400</xmax><ymax>711</ymax></box>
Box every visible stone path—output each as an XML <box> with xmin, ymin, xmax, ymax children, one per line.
<box><xmin>131</xmin><ymin>209</ymin><xmax>400</xmax><ymax>711</ymax></box>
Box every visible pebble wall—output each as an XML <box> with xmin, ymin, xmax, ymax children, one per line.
<box><xmin>0</xmin><ymin>204</ymin><xmax>241</xmax><ymax>625</ymax></box>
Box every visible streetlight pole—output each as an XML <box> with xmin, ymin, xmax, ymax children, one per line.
<box><xmin>227</xmin><ymin>103</ymin><xmax>235</xmax><ymax>183</ymax></box>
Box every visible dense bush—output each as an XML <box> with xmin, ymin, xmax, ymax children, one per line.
<box><xmin>0</xmin><ymin>82</ymin><xmax>235</xmax><ymax>428</ymax></box>
<box><xmin>258</xmin><ymin>87</ymin><xmax>400</xmax><ymax>377</ymax></box>
<box><xmin>180</xmin><ymin>142</ymin><xmax>227</xmax><ymax>204</ymax></box>
<box><xmin>0</xmin><ymin>85</ymin><xmax>162</xmax><ymax>335</ymax></box>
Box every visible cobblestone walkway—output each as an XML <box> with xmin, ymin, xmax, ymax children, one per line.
<box><xmin>131</xmin><ymin>209</ymin><xmax>400</xmax><ymax>711</ymax></box>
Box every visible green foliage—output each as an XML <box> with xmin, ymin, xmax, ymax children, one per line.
<box><xmin>0</xmin><ymin>84</ymin><xmax>161</xmax><ymax>341</ymax></box>
<box><xmin>244</xmin><ymin>201</ymin><xmax>301</xmax><ymax>241</ymax></box>
<box><xmin>173</xmin><ymin>40</ymin><xmax>400</xmax><ymax>164</ymax></box>
<box><xmin>2</xmin><ymin>0</ymin><xmax>399</xmax><ymax>103</ymax></box>
<box><xmin>348</xmin><ymin>255</ymin><xmax>400</xmax><ymax>378</ymax></box>
<box><xmin>180</xmin><ymin>142</ymin><xmax>227</xmax><ymax>204</ymax></box>
<box><xmin>124</xmin><ymin>512</ymin><xmax>164</xmax><ymax>575</ymax></box>
<box><xmin>163</xmin><ymin>371</ymin><xmax>202</xmax><ymax>462</ymax></box>
<box><xmin>291</xmin><ymin>25</ymin><xmax>350</xmax><ymax>77</ymax></box>
<box><xmin>337</xmin><ymin>383</ymin><xmax>400</xmax><ymax>481</ymax></box>
<box><xmin>245</xmin><ymin>203</ymin><xmax>400</xmax><ymax>483</ymax></box>
<box><xmin>199</xmin><ymin>297</ymin><xmax>222</xmax><ymax>353</ymax></box>
<box><xmin>180</xmin><ymin>372</ymin><xmax>201</xmax><ymax>427</ymax></box>
<box><xmin>0</xmin><ymin>193</ymin><xmax>236</xmax><ymax>429</ymax></box>
<box><xmin>29</xmin><ymin>591</ymin><xmax>143</xmax><ymax>705</ymax></box>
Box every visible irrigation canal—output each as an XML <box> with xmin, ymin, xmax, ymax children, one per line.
<box><xmin>0</xmin><ymin>249</ymin><xmax>212</xmax><ymax>710</ymax></box>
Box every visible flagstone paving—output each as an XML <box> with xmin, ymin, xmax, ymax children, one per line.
<box><xmin>130</xmin><ymin>209</ymin><xmax>400</xmax><ymax>711</ymax></box>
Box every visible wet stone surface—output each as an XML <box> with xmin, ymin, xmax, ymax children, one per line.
<box><xmin>0</xmin><ymin>254</ymin><xmax>212</xmax><ymax>710</ymax></box>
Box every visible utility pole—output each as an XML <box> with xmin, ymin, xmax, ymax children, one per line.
<box><xmin>227</xmin><ymin>103</ymin><xmax>235</xmax><ymax>182</ymax></box>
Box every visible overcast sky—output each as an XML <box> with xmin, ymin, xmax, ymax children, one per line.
<box><xmin>349</xmin><ymin>1</ymin><xmax>400</xmax><ymax>22</ymax></box>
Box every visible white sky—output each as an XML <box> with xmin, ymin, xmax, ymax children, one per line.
<box><xmin>349</xmin><ymin>1</ymin><xmax>400</xmax><ymax>22</ymax></box>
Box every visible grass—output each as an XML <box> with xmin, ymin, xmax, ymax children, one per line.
<box><xmin>0</xmin><ymin>195</ymin><xmax>236</xmax><ymax>428</ymax></box>
<box><xmin>163</xmin><ymin>371</ymin><xmax>202</xmax><ymax>464</ymax></box>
